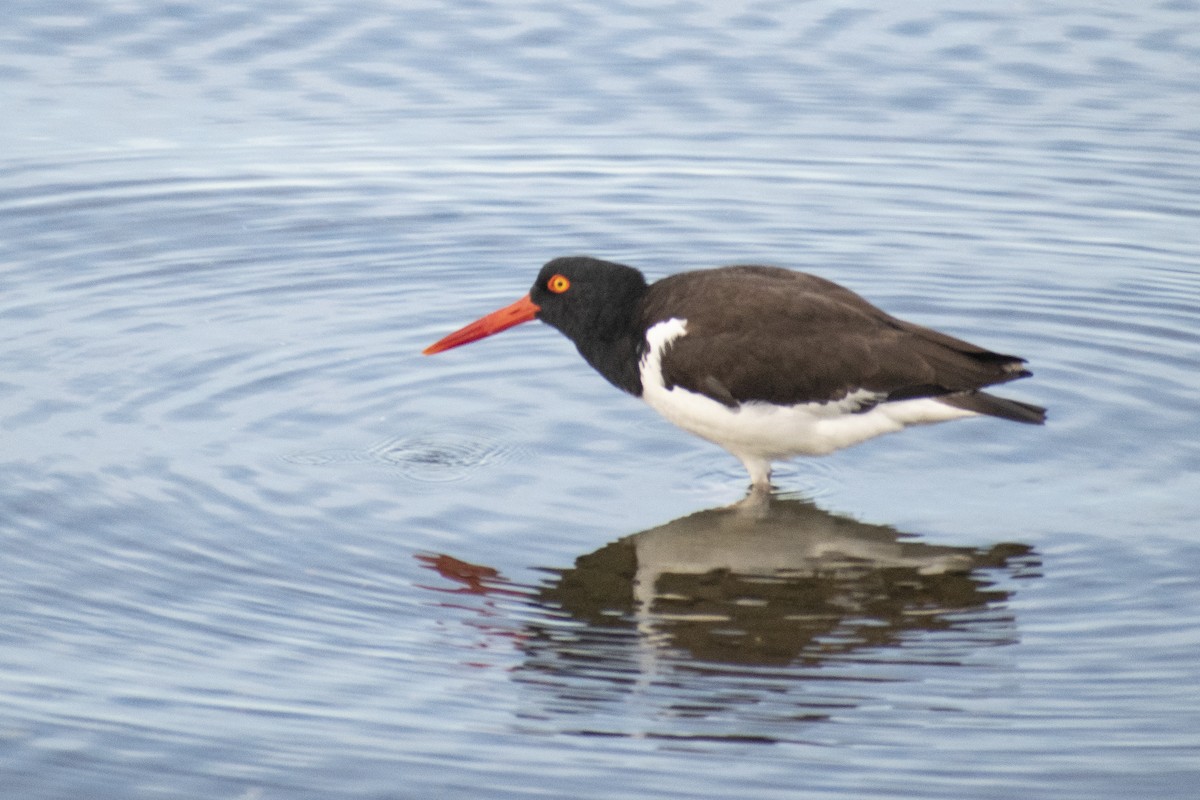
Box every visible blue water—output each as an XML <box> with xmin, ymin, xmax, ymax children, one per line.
<box><xmin>3</xmin><ymin>2</ymin><xmax>1200</xmax><ymax>798</ymax></box>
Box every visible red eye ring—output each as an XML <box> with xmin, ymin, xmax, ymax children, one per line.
<box><xmin>547</xmin><ymin>274</ymin><xmax>571</xmax><ymax>293</ymax></box>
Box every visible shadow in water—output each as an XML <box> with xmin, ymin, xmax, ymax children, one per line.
<box><xmin>417</xmin><ymin>494</ymin><xmax>1039</xmax><ymax>740</ymax></box>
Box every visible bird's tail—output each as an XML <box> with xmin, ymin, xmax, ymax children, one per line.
<box><xmin>937</xmin><ymin>390</ymin><xmax>1046</xmax><ymax>425</ymax></box>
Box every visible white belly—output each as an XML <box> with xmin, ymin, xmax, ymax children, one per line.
<box><xmin>639</xmin><ymin>319</ymin><xmax>977</xmax><ymax>482</ymax></box>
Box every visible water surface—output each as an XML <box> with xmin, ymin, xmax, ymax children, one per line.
<box><xmin>2</xmin><ymin>2</ymin><xmax>1199</xmax><ymax>798</ymax></box>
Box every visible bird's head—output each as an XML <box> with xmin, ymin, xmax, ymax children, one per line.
<box><xmin>423</xmin><ymin>256</ymin><xmax>647</xmax><ymax>355</ymax></box>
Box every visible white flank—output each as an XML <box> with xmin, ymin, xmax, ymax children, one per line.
<box><xmin>639</xmin><ymin>318</ymin><xmax>978</xmax><ymax>486</ymax></box>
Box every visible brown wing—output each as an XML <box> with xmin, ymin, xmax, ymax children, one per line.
<box><xmin>640</xmin><ymin>266</ymin><xmax>1030</xmax><ymax>408</ymax></box>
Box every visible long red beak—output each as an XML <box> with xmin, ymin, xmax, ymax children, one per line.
<box><xmin>422</xmin><ymin>294</ymin><xmax>541</xmax><ymax>355</ymax></box>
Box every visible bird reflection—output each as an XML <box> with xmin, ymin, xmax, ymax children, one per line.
<box><xmin>417</xmin><ymin>495</ymin><xmax>1038</xmax><ymax>738</ymax></box>
<box><xmin>419</xmin><ymin>495</ymin><xmax>1036</xmax><ymax>666</ymax></box>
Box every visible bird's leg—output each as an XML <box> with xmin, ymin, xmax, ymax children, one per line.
<box><xmin>738</xmin><ymin>454</ymin><xmax>773</xmax><ymax>494</ymax></box>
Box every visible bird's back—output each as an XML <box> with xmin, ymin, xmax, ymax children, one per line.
<box><xmin>639</xmin><ymin>265</ymin><xmax>1034</xmax><ymax>411</ymax></box>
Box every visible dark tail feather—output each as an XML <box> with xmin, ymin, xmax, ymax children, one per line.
<box><xmin>938</xmin><ymin>390</ymin><xmax>1046</xmax><ymax>425</ymax></box>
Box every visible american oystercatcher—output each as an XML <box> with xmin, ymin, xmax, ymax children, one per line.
<box><xmin>424</xmin><ymin>256</ymin><xmax>1044</xmax><ymax>489</ymax></box>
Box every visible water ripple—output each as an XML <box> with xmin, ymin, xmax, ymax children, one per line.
<box><xmin>286</xmin><ymin>429</ymin><xmax>524</xmax><ymax>483</ymax></box>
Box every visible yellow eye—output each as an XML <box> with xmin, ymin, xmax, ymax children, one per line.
<box><xmin>547</xmin><ymin>274</ymin><xmax>571</xmax><ymax>294</ymax></box>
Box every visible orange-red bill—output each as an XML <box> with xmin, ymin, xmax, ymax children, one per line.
<box><xmin>422</xmin><ymin>294</ymin><xmax>541</xmax><ymax>355</ymax></box>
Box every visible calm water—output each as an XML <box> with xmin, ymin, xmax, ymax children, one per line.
<box><xmin>3</xmin><ymin>2</ymin><xmax>1200</xmax><ymax>798</ymax></box>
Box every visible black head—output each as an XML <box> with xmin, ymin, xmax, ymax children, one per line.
<box><xmin>423</xmin><ymin>255</ymin><xmax>648</xmax><ymax>395</ymax></box>
<box><xmin>527</xmin><ymin>256</ymin><xmax>648</xmax><ymax>395</ymax></box>
<box><xmin>529</xmin><ymin>256</ymin><xmax>649</xmax><ymax>345</ymax></box>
